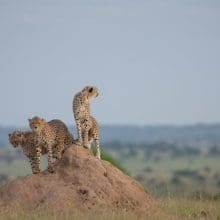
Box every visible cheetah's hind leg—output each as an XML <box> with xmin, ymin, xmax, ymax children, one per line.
<box><xmin>82</xmin><ymin>129</ymin><xmax>90</xmax><ymax>149</ymax></box>
<box><xmin>53</xmin><ymin>144</ymin><xmax>63</xmax><ymax>160</ymax></box>
<box><xmin>95</xmin><ymin>139</ymin><xmax>101</xmax><ymax>159</ymax></box>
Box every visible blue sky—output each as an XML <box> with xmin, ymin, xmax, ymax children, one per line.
<box><xmin>0</xmin><ymin>0</ymin><xmax>219</xmax><ymax>126</ymax></box>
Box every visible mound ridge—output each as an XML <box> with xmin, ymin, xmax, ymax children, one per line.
<box><xmin>0</xmin><ymin>144</ymin><xmax>156</xmax><ymax>216</ymax></box>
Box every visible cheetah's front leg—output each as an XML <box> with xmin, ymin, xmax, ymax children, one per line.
<box><xmin>34</xmin><ymin>146</ymin><xmax>42</xmax><ymax>173</ymax></box>
<box><xmin>30</xmin><ymin>157</ymin><xmax>40</xmax><ymax>174</ymax></box>
<box><xmin>47</xmin><ymin>145</ymin><xmax>54</xmax><ymax>173</ymax></box>
<box><xmin>53</xmin><ymin>144</ymin><xmax>63</xmax><ymax>160</ymax></box>
<box><xmin>75</xmin><ymin>119</ymin><xmax>83</xmax><ymax>145</ymax></box>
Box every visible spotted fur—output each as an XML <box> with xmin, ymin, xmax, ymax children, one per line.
<box><xmin>8</xmin><ymin>131</ymin><xmax>46</xmax><ymax>174</ymax></box>
<box><xmin>28</xmin><ymin>116</ymin><xmax>74</xmax><ymax>173</ymax></box>
<box><xmin>72</xmin><ymin>86</ymin><xmax>99</xmax><ymax>149</ymax></box>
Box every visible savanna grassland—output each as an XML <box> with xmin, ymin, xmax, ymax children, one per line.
<box><xmin>107</xmin><ymin>142</ymin><xmax>220</xmax><ymax>197</ymax></box>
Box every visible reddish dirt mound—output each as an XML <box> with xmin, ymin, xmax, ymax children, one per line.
<box><xmin>0</xmin><ymin>144</ymin><xmax>157</xmax><ymax>216</ymax></box>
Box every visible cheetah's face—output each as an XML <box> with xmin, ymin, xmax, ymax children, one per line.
<box><xmin>28</xmin><ymin>117</ymin><xmax>46</xmax><ymax>134</ymax></box>
<box><xmin>83</xmin><ymin>86</ymin><xmax>99</xmax><ymax>98</ymax></box>
<box><xmin>8</xmin><ymin>131</ymin><xmax>24</xmax><ymax>147</ymax></box>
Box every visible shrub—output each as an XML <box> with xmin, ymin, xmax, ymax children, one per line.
<box><xmin>173</xmin><ymin>169</ymin><xmax>198</xmax><ymax>177</ymax></box>
<box><xmin>91</xmin><ymin>147</ymin><xmax>128</xmax><ymax>174</ymax></box>
<box><xmin>192</xmin><ymin>191</ymin><xmax>220</xmax><ymax>201</ymax></box>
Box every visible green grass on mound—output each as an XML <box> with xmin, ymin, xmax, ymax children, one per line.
<box><xmin>91</xmin><ymin>147</ymin><xmax>128</xmax><ymax>174</ymax></box>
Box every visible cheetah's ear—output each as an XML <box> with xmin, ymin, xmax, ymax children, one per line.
<box><xmin>89</xmin><ymin>87</ymin><xmax>93</xmax><ymax>93</ymax></box>
<box><xmin>28</xmin><ymin>118</ymin><xmax>32</xmax><ymax>123</ymax></box>
<box><xmin>8</xmin><ymin>133</ymin><xmax>11</xmax><ymax>137</ymax></box>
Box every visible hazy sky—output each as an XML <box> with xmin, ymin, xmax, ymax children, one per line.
<box><xmin>0</xmin><ymin>0</ymin><xmax>219</xmax><ymax>126</ymax></box>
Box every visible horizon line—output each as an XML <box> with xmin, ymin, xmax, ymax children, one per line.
<box><xmin>1</xmin><ymin>122</ymin><xmax>220</xmax><ymax>128</ymax></box>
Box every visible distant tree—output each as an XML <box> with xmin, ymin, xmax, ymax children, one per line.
<box><xmin>126</xmin><ymin>148</ymin><xmax>137</xmax><ymax>157</ymax></box>
<box><xmin>135</xmin><ymin>174</ymin><xmax>145</xmax><ymax>182</ymax></box>
<box><xmin>143</xmin><ymin>167</ymin><xmax>153</xmax><ymax>172</ymax></box>
<box><xmin>184</xmin><ymin>146</ymin><xmax>201</xmax><ymax>155</ymax></box>
<box><xmin>153</xmin><ymin>156</ymin><xmax>161</xmax><ymax>163</ymax></box>
<box><xmin>173</xmin><ymin>169</ymin><xmax>198</xmax><ymax>177</ymax></box>
<box><xmin>216</xmin><ymin>180</ymin><xmax>220</xmax><ymax>188</ymax></box>
<box><xmin>203</xmin><ymin>166</ymin><xmax>211</xmax><ymax>173</ymax></box>
<box><xmin>209</xmin><ymin>146</ymin><xmax>220</xmax><ymax>155</ymax></box>
<box><xmin>170</xmin><ymin>175</ymin><xmax>181</xmax><ymax>185</ymax></box>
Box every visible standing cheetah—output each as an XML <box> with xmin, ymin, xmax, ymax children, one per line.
<box><xmin>28</xmin><ymin>116</ymin><xmax>74</xmax><ymax>173</ymax></box>
<box><xmin>8</xmin><ymin>131</ymin><xmax>46</xmax><ymax>174</ymax></box>
<box><xmin>72</xmin><ymin>86</ymin><xmax>99</xmax><ymax>149</ymax></box>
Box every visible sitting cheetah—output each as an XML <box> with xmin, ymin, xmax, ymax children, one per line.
<box><xmin>86</xmin><ymin>115</ymin><xmax>101</xmax><ymax>159</ymax></box>
<box><xmin>72</xmin><ymin>86</ymin><xmax>99</xmax><ymax>149</ymax></box>
<box><xmin>8</xmin><ymin>131</ymin><xmax>45</xmax><ymax>174</ymax></box>
<box><xmin>28</xmin><ymin>116</ymin><xmax>74</xmax><ymax>173</ymax></box>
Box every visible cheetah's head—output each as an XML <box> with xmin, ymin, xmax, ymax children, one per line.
<box><xmin>83</xmin><ymin>86</ymin><xmax>99</xmax><ymax>98</ymax></box>
<box><xmin>8</xmin><ymin>131</ymin><xmax>24</xmax><ymax>147</ymax></box>
<box><xmin>28</xmin><ymin>116</ymin><xmax>46</xmax><ymax>134</ymax></box>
